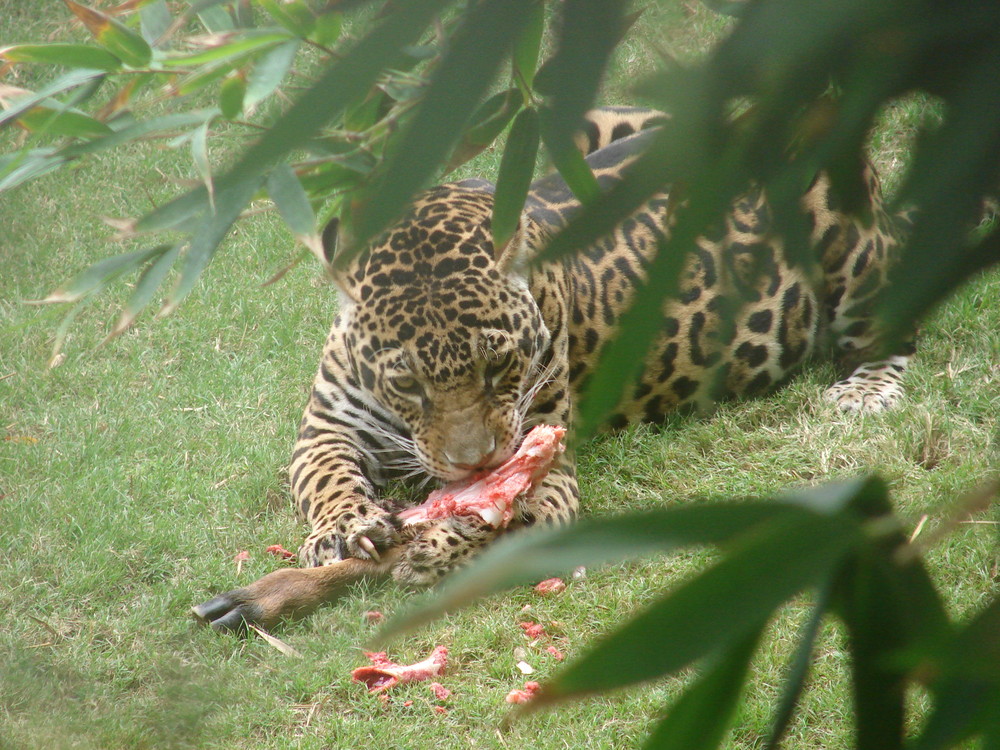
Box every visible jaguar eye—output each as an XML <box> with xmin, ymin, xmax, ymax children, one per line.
<box><xmin>485</xmin><ymin>353</ymin><xmax>514</xmax><ymax>386</ymax></box>
<box><xmin>392</xmin><ymin>375</ymin><xmax>422</xmax><ymax>395</ymax></box>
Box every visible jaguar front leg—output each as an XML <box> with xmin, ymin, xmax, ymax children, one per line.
<box><xmin>291</xmin><ymin>394</ymin><xmax>403</xmax><ymax>566</ymax></box>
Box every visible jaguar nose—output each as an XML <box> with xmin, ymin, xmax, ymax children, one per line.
<box><xmin>444</xmin><ymin>435</ymin><xmax>497</xmax><ymax>471</ymax></box>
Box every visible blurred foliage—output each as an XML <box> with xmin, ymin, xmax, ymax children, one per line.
<box><xmin>2</xmin><ymin>0</ymin><xmax>998</xmax><ymax>747</ymax></box>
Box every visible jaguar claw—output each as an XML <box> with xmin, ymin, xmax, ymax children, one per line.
<box><xmin>358</xmin><ymin>535</ymin><xmax>381</xmax><ymax>561</ymax></box>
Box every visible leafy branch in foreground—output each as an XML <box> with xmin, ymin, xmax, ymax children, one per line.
<box><xmin>376</xmin><ymin>477</ymin><xmax>1000</xmax><ymax>750</ymax></box>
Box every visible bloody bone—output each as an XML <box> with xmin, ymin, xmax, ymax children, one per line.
<box><xmin>351</xmin><ymin>645</ymin><xmax>449</xmax><ymax>692</ymax></box>
<box><xmin>399</xmin><ymin>424</ymin><xmax>566</xmax><ymax>528</ymax></box>
<box><xmin>193</xmin><ymin>425</ymin><xmax>566</xmax><ymax>632</ymax></box>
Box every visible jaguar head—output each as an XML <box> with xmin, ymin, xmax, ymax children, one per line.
<box><xmin>329</xmin><ymin>184</ymin><xmax>552</xmax><ymax>482</ymax></box>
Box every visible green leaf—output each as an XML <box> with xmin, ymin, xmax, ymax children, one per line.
<box><xmin>0</xmin><ymin>148</ymin><xmax>68</xmax><ymax>192</ymax></box>
<box><xmin>64</xmin><ymin>0</ymin><xmax>153</xmax><ymax>68</ymax></box>
<box><xmin>0</xmin><ymin>43</ymin><xmax>122</xmax><ymax>71</ymax></box>
<box><xmin>37</xmin><ymin>245</ymin><xmax>169</xmax><ymax>304</ymax></box>
<box><xmin>835</xmin><ymin>560</ymin><xmax>907</xmax><ymax>750</ymax></box>
<box><xmin>267</xmin><ymin>163</ymin><xmax>314</xmax><ymax>238</ymax></box>
<box><xmin>0</xmin><ymin>68</ymin><xmax>105</xmax><ymax>129</ymax></box>
<box><xmin>538</xmin><ymin>507</ymin><xmax>860</xmax><ymax>704</ymax></box>
<box><xmin>65</xmin><ymin>109</ymin><xmax>216</xmax><ymax>159</ymax></box>
<box><xmin>311</xmin><ymin>10</ymin><xmax>342</xmax><ymax>48</ymax></box>
<box><xmin>162</xmin><ymin>30</ymin><xmax>293</xmax><ymax>68</ymax></box>
<box><xmin>764</xmin><ymin>583</ymin><xmax>832</xmax><ymax>750</ymax></box>
<box><xmin>244</xmin><ymin>40</ymin><xmax>299</xmax><ymax>113</ymax></box>
<box><xmin>492</xmin><ymin>107</ymin><xmax>539</xmax><ymax>251</ymax></box>
<box><xmin>377</xmin><ymin>479</ymin><xmax>877</xmax><ymax>644</ymax></box>
<box><xmin>539</xmin><ymin>107</ymin><xmax>601</xmax><ymax>204</ymax></box>
<box><xmin>219</xmin><ymin>71</ymin><xmax>246</xmax><ymax>120</ymax></box>
<box><xmin>512</xmin><ymin>0</ymin><xmax>545</xmax><ymax>95</ymax></box>
<box><xmin>258</xmin><ymin>0</ymin><xmax>314</xmax><ymax>38</ymax></box>
<box><xmin>190</xmin><ymin>119</ymin><xmax>214</xmax><ymax>209</ymax></box>
<box><xmin>139</xmin><ymin>0</ymin><xmax>172</xmax><ymax>45</ymax></box>
<box><xmin>882</xmin><ymin>46</ymin><xmax>1000</xmax><ymax>340</ymax></box>
<box><xmin>446</xmin><ymin>87</ymin><xmax>523</xmax><ymax>172</ymax></box>
<box><xmin>911</xmin><ymin>597</ymin><xmax>1000</xmax><ymax>750</ymax></box>
<box><xmin>14</xmin><ymin>106</ymin><xmax>112</xmax><ymax>138</ymax></box>
<box><xmin>534</xmin><ymin>0</ymin><xmax>630</xmax><ymax>203</ymax></box>
<box><xmin>342</xmin><ymin>88</ymin><xmax>388</xmax><ymax>133</ymax></box>
<box><xmin>352</xmin><ymin>0</ymin><xmax>537</xmax><ymax>248</ymax></box>
<box><xmin>196</xmin><ymin>1</ymin><xmax>233</xmax><ymax>33</ymax></box>
<box><xmin>642</xmin><ymin>628</ymin><xmax>762</xmax><ymax>750</ymax></box>
<box><xmin>106</xmin><ymin>243</ymin><xmax>181</xmax><ymax>340</ymax></box>
<box><xmin>161</xmin><ymin>175</ymin><xmax>263</xmax><ymax>316</ymax></box>
<box><xmin>139</xmin><ymin>0</ymin><xmax>448</xmax><ymax>238</ymax></box>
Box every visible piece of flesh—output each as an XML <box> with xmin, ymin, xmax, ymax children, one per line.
<box><xmin>398</xmin><ymin>424</ymin><xmax>566</xmax><ymax>529</ymax></box>
<box><xmin>351</xmin><ymin>645</ymin><xmax>449</xmax><ymax>692</ymax></box>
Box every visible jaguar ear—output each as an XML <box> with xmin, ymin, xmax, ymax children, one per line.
<box><xmin>493</xmin><ymin>212</ymin><xmax>533</xmax><ymax>278</ymax></box>
<box><xmin>322</xmin><ymin>217</ymin><xmax>366</xmax><ymax>304</ymax></box>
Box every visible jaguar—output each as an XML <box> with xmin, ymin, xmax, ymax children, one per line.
<box><xmin>194</xmin><ymin>106</ymin><xmax>913</xmax><ymax>629</ymax></box>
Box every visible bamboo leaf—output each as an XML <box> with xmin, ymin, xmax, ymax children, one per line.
<box><xmin>34</xmin><ymin>245</ymin><xmax>168</xmax><ymax>304</ymax></box>
<box><xmin>138</xmin><ymin>0</ymin><xmax>172</xmax><ymax>44</ymax></box>
<box><xmin>512</xmin><ymin>0</ymin><xmax>545</xmax><ymax>95</ymax></box>
<box><xmin>196</xmin><ymin>1</ymin><xmax>233</xmax><ymax>33</ymax></box>
<box><xmin>0</xmin><ymin>43</ymin><xmax>122</xmax><ymax>71</ymax></box>
<box><xmin>243</xmin><ymin>39</ymin><xmax>299</xmax><ymax>113</ymax></box>
<box><xmin>258</xmin><ymin>0</ymin><xmax>314</xmax><ymax>38</ymax></box>
<box><xmin>492</xmin><ymin>107</ymin><xmax>539</xmax><ymax>251</ymax></box>
<box><xmin>64</xmin><ymin>0</ymin><xmax>153</xmax><ymax>67</ymax></box>
<box><xmin>881</xmin><ymin>46</ymin><xmax>1000</xmax><ymax>341</ymax></box>
<box><xmin>539</xmin><ymin>107</ymin><xmax>600</xmax><ymax>204</ymax></box>
<box><xmin>764</xmin><ymin>583</ymin><xmax>832</xmax><ymax>750</ymax></box>
<box><xmin>190</xmin><ymin>119</ymin><xmax>214</xmax><ymax>211</ymax></box>
<box><xmin>106</xmin><ymin>243</ymin><xmax>181</xmax><ymax>340</ymax></box>
<box><xmin>267</xmin><ymin>163</ymin><xmax>315</xmax><ymax>238</ymax></box>
<box><xmin>376</xmin><ymin>478</ymin><xmax>877</xmax><ymax>644</ymax></box>
<box><xmin>535</xmin><ymin>508</ymin><xmax>860</xmax><ymax>705</ymax></box>
<box><xmin>534</xmin><ymin>0</ymin><xmax>630</xmax><ymax>203</ymax></box>
<box><xmin>219</xmin><ymin>70</ymin><xmax>246</xmax><ymax>120</ymax></box>
<box><xmin>446</xmin><ymin>87</ymin><xmax>523</xmax><ymax>172</ymax></box>
<box><xmin>352</xmin><ymin>0</ymin><xmax>537</xmax><ymax>248</ymax></box>
<box><xmin>0</xmin><ymin>69</ymin><xmax>105</xmax><ymax>129</ymax></box>
<box><xmin>835</xmin><ymin>557</ymin><xmax>909</xmax><ymax>750</ymax></box>
<box><xmin>161</xmin><ymin>30</ymin><xmax>293</xmax><ymax>68</ymax></box>
<box><xmin>14</xmin><ymin>106</ymin><xmax>112</xmax><ymax>137</ymax></box>
<box><xmin>140</xmin><ymin>0</ymin><xmax>448</xmax><ymax>238</ymax></box>
<box><xmin>65</xmin><ymin>109</ymin><xmax>216</xmax><ymax>158</ymax></box>
<box><xmin>642</xmin><ymin>628</ymin><xmax>762</xmax><ymax>750</ymax></box>
<box><xmin>267</xmin><ymin>162</ymin><xmax>323</xmax><ymax>262</ymax></box>
<box><xmin>342</xmin><ymin>87</ymin><xmax>387</xmax><ymax>132</ymax></box>
<box><xmin>0</xmin><ymin>148</ymin><xmax>69</xmax><ymax>192</ymax></box>
<box><xmin>311</xmin><ymin>10</ymin><xmax>342</xmax><ymax>48</ymax></box>
<box><xmin>161</xmin><ymin>175</ymin><xmax>263</xmax><ymax>316</ymax></box>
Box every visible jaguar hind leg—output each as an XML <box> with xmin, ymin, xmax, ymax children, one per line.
<box><xmin>824</xmin><ymin>354</ymin><xmax>909</xmax><ymax>413</ymax></box>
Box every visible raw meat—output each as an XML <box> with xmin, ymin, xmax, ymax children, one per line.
<box><xmin>265</xmin><ymin>544</ymin><xmax>297</xmax><ymax>560</ymax></box>
<box><xmin>519</xmin><ymin>621</ymin><xmax>546</xmax><ymax>640</ymax></box>
<box><xmin>429</xmin><ymin>682</ymin><xmax>451</xmax><ymax>701</ymax></box>
<box><xmin>398</xmin><ymin>425</ymin><xmax>566</xmax><ymax>529</ymax></box>
<box><xmin>534</xmin><ymin>578</ymin><xmax>566</xmax><ymax>595</ymax></box>
<box><xmin>505</xmin><ymin>681</ymin><xmax>541</xmax><ymax>704</ymax></box>
<box><xmin>351</xmin><ymin>645</ymin><xmax>448</xmax><ymax>693</ymax></box>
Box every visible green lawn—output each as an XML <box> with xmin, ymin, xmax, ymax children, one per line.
<box><xmin>1</xmin><ymin>2</ymin><xmax>997</xmax><ymax>749</ymax></box>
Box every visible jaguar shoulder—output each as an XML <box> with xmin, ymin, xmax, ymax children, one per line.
<box><xmin>287</xmin><ymin>106</ymin><xmax>913</xmax><ymax>590</ymax></box>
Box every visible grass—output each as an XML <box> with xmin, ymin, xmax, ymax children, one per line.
<box><xmin>1</xmin><ymin>1</ymin><xmax>998</xmax><ymax>748</ymax></box>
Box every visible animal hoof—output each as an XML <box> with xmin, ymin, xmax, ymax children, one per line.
<box><xmin>191</xmin><ymin>589</ymin><xmax>263</xmax><ymax>633</ymax></box>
